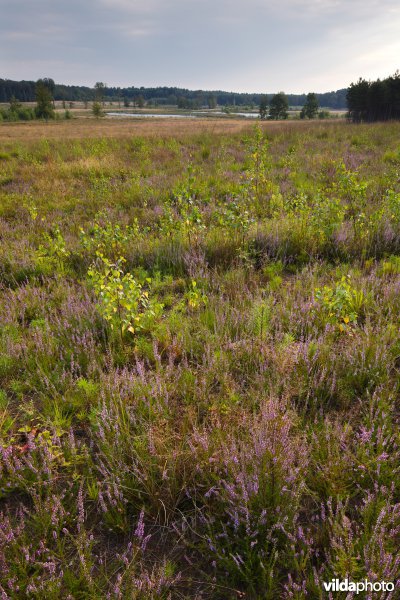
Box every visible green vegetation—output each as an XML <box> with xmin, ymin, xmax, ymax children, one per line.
<box><xmin>0</xmin><ymin>96</ymin><xmax>35</xmax><ymax>121</ymax></box>
<box><xmin>0</xmin><ymin>119</ymin><xmax>399</xmax><ymax>598</ymax></box>
<box><xmin>91</xmin><ymin>101</ymin><xmax>103</xmax><ymax>118</ymax></box>
<box><xmin>300</xmin><ymin>92</ymin><xmax>319</xmax><ymax>119</ymax></box>
<box><xmin>0</xmin><ymin>79</ymin><xmax>61</xmax><ymax>122</ymax></box>
<box><xmin>0</xmin><ymin>77</ymin><xmax>349</xmax><ymax>108</ymax></box>
<box><xmin>34</xmin><ymin>78</ymin><xmax>55</xmax><ymax>120</ymax></box>
<box><xmin>259</xmin><ymin>94</ymin><xmax>268</xmax><ymax>119</ymax></box>
<box><xmin>269</xmin><ymin>92</ymin><xmax>289</xmax><ymax>119</ymax></box>
<box><xmin>347</xmin><ymin>71</ymin><xmax>400</xmax><ymax>122</ymax></box>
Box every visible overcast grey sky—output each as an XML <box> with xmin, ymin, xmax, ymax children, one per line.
<box><xmin>1</xmin><ymin>0</ymin><xmax>399</xmax><ymax>93</ymax></box>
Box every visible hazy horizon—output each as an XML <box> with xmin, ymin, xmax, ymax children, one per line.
<box><xmin>1</xmin><ymin>0</ymin><xmax>399</xmax><ymax>94</ymax></box>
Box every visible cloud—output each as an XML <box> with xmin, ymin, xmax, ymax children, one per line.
<box><xmin>1</xmin><ymin>0</ymin><xmax>399</xmax><ymax>91</ymax></box>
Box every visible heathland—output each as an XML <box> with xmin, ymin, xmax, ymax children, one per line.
<box><xmin>0</xmin><ymin>117</ymin><xmax>399</xmax><ymax>598</ymax></box>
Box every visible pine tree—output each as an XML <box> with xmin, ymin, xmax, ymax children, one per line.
<box><xmin>35</xmin><ymin>79</ymin><xmax>55</xmax><ymax>120</ymax></box>
<box><xmin>300</xmin><ymin>92</ymin><xmax>319</xmax><ymax>119</ymax></box>
<box><xmin>269</xmin><ymin>92</ymin><xmax>288</xmax><ymax>120</ymax></box>
<box><xmin>259</xmin><ymin>95</ymin><xmax>268</xmax><ymax>120</ymax></box>
<box><xmin>92</xmin><ymin>102</ymin><xmax>103</xmax><ymax>118</ymax></box>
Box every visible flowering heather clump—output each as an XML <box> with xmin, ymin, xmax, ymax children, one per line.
<box><xmin>188</xmin><ymin>399</ymin><xmax>308</xmax><ymax>596</ymax></box>
<box><xmin>314</xmin><ymin>492</ymin><xmax>400</xmax><ymax>597</ymax></box>
<box><xmin>0</xmin><ymin>493</ymin><xmax>180</xmax><ymax>599</ymax></box>
<box><xmin>1</xmin><ymin>120</ymin><xmax>400</xmax><ymax>597</ymax></box>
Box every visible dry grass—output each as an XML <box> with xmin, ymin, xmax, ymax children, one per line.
<box><xmin>0</xmin><ymin>115</ymin><xmax>336</xmax><ymax>142</ymax></box>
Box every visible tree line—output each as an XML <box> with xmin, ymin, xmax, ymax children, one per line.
<box><xmin>0</xmin><ymin>79</ymin><xmax>63</xmax><ymax>122</ymax></box>
<box><xmin>5</xmin><ymin>75</ymin><xmax>400</xmax><ymax>122</ymax></box>
<box><xmin>259</xmin><ymin>92</ymin><xmax>329</xmax><ymax>120</ymax></box>
<box><xmin>0</xmin><ymin>78</ymin><xmax>348</xmax><ymax>109</ymax></box>
<box><xmin>346</xmin><ymin>72</ymin><xmax>400</xmax><ymax>122</ymax></box>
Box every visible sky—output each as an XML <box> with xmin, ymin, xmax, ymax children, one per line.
<box><xmin>1</xmin><ymin>0</ymin><xmax>399</xmax><ymax>93</ymax></box>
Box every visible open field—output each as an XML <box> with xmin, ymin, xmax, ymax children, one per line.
<box><xmin>0</xmin><ymin>118</ymin><xmax>399</xmax><ymax>598</ymax></box>
<box><xmin>0</xmin><ymin>116</ymin><xmax>334</xmax><ymax>142</ymax></box>
<box><xmin>0</xmin><ymin>117</ymin><xmax>259</xmax><ymax>142</ymax></box>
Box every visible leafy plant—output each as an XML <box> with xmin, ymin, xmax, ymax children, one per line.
<box><xmin>314</xmin><ymin>275</ymin><xmax>365</xmax><ymax>332</ymax></box>
<box><xmin>215</xmin><ymin>196</ymin><xmax>254</xmax><ymax>241</ymax></box>
<box><xmin>80</xmin><ymin>213</ymin><xmax>141</xmax><ymax>260</ymax></box>
<box><xmin>242</xmin><ymin>123</ymin><xmax>270</xmax><ymax>208</ymax></box>
<box><xmin>160</xmin><ymin>175</ymin><xmax>206</xmax><ymax>243</ymax></box>
<box><xmin>385</xmin><ymin>189</ymin><xmax>400</xmax><ymax>222</ymax></box>
<box><xmin>87</xmin><ymin>253</ymin><xmax>163</xmax><ymax>341</ymax></box>
<box><xmin>36</xmin><ymin>226</ymin><xmax>70</xmax><ymax>273</ymax></box>
<box><xmin>184</xmin><ymin>280</ymin><xmax>208</xmax><ymax>310</ymax></box>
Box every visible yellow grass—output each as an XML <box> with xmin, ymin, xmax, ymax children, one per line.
<box><xmin>0</xmin><ymin>116</ymin><xmax>334</xmax><ymax>143</ymax></box>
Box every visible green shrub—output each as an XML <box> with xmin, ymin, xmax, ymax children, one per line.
<box><xmin>314</xmin><ymin>275</ymin><xmax>365</xmax><ymax>332</ymax></box>
<box><xmin>87</xmin><ymin>254</ymin><xmax>164</xmax><ymax>341</ymax></box>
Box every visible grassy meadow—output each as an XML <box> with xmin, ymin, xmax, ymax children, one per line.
<box><xmin>0</xmin><ymin>117</ymin><xmax>399</xmax><ymax>598</ymax></box>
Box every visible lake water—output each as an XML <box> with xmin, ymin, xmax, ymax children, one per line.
<box><xmin>106</xmin><ymin>112</ymin><xmax>194</xmax><ymax>119</ymax></box>
<box><xmin>233</xmin><ymin>112</ymin><xmax>259</xmax><ymax>118</ymax></box>
<box><xmin>106</xmin><ymin>111</ymin><xmax>260</xmax><ymax>119</ymax></box>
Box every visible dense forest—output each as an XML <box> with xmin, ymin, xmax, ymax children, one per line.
<box><xmin>3</xmin><ymin>74</ymin><xmax>400</xmax><ymax>119</ymax></box>
<box><xmin>347</xmin><ymin>72</ymin><xmax>400</xmax><ymax>122</ymax></box>
<box><xmin>0</xmin><ymin>78</ymin><xmax>348</xmax><ymax>109</ymax></box>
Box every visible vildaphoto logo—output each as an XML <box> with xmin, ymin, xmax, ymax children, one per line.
<box><xmin>323</xmin><ymin>579</ymin><xmax>395</xmax><ymax>594</ymax></box>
